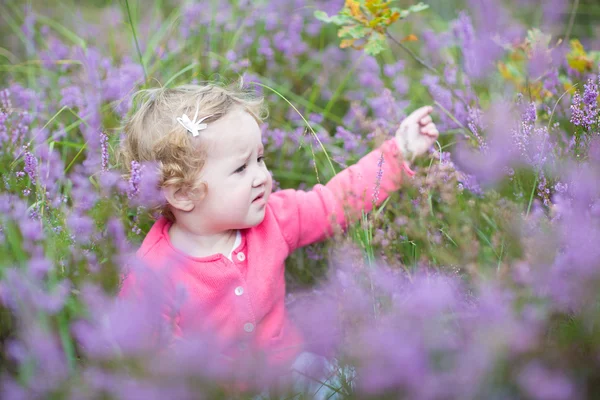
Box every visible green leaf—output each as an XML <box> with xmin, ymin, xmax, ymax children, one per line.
<box><xmin>408</xmin><ymin>3</ymin><xmax>430</xmax><ymax>13</ymax></box>
<box><xmin>314</xmin><ymin>10</ymin><xmax>333</xmax><ymax>23</ymax></box>
<box><xmin>397</xmin><ymin>2</ymin><xmax>430</xmax><ymax>19</ymax></box>
<box><xmin>364</xmin><ymin>32</ymin><xmax>386</xmax><ymax>56</ymax></box>
<box><xmin>314</xmin><ymin>10</ymin><xmax>355</xmax><ymax>26</ymax></box>
<box><xmin>331</xmin><ymin>14</ymin><xmax>356</xmax><ymax>25</ymax></box>
<box><xmin>340</xmin><ymin>24</ymin><xmax>370</xmax><ymax>39</ymax></box>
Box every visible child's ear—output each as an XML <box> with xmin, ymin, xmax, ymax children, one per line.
<box><xmin>163</xmin><ymin>182</ymin><xmax>207</xmax><ymax>212</ymax></box>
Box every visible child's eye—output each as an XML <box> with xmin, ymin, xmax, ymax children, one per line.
<box><xmin>234</xmin><ymin>164</ymin><xmax>247</xmax><ymax>173</ymax></box>
<box><xmin>258</xmin><ymin>156</ymin><xmax>266</xmax><ymax>164</ymax></box>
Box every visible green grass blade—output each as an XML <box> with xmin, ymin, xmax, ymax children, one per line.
<box><xmin>122</xmin><ymin>0</ymin><xmax>148</xmax><ymax>82</ymax></box>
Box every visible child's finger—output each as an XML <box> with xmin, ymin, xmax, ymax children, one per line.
<box><xmin>419</xmin><ymin>115</ymin><xmax>433</xmax><ymax>126</ymax></box>
<box><xmin>425</xmin><ymin>128</ymin><xmax>439</xmax><ymax>139</ymax></box>
<box><xmin>420</xmin><ymin>122</ymin><xmax>435</xmax><ymax>132</ymax></box>
<box><xmin>421</xmin><ymin>124</ymin><xmax>439</xmax><ymax>138</ymax></box>
<box><xmin>407</xmin><ymin>106</ymin><xmax>433</xmax><ymax>124</ymax></box>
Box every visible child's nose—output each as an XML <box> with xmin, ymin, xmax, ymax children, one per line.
<box><xmin>252</xmin><ymin>167</ymin><xmax>268</xmax><ymax>187</ymax></box>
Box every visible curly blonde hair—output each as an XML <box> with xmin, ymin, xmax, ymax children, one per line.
<box><xmin>119</xmin><ymin>82</ymin><xmax>267</xmax><ymax>222</ymax></box>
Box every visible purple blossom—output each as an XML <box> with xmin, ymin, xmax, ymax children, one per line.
<box><xmin>1</xmin><ymin>268</ymin><xmax>70</xmax><ymax>315</ymax></box>
<box><xmin>100</xmin><ymin>132</ymin><xmax>109</xmax><ymax>172</ymax></box>
<box><xmin>453</xmin><ymin>11</ymin><xmax>505</xmax><ymax>79</ymax></box>
<box><xmin>582</xmin><ymin>77</ymin><xmax>599</xmax><ymax>128</ymax></box>
<box><xmin>127</xmin><ymin>161</ymin><xmax>163</xmax><ymax>207</ymax></box>
<box><xmin>19</xmin><ymin>218</ymin><xmax>44</xmax><ymax>242</ymax></box>
<box><xmin>523</xmin><ymin>102</ymin><xmax>537</xmax><ymax>124</ymax></box>
<box><xmin>518</xmin><ymin>363</ymin><xmax>574</xmax><ymax>400</ymax></box>
<box><xmin>60</xmin><ymin>85</ymin><xmax>84</xmax><ymax>109</ymax></box>
<box><xmin>372</xmin><ymin>152</ymin><xmax>384</xmax><ymax>204</ymax></box>
<box><xmin>334</xmin><ymin>126</ymin><xmax>362</xmax><ymax>154</ymax></box>
<box><xmin>128</xmin><ymin>160</ymin><xmax>142</xmax><ymax>199</ymax></box>
<box><xmin>570</xmin><ymin>92</ymin><xmax>584</xmax><ymax>126</ymax></box>
<box><xmin>40</xmin><ymin>36</ymin><xmax>71</xmax><ymax>70</ymax></box>
<box><xmin>454</xmin><ymin>101</ymin><xmax>521</xmax><ymax>186</ymax></box>
<box><xmin>102</xmin><ymin>59</ymin><xmax>144</xmax><ymax>116</ymax></box>
<box><xmin>528</xmin><ymin>45</ymin><xmax>553</xmax><ymax>80</ymax></box>
<box><xmin>70</xmin><ymin>167</ymin><xmax>99</xmax><ymax>211</ymax></box>
<box><xmin>23</xmin><ymin>150</ymin><xmax>38</xmax><ymax>182</ymax></box>
<box><xmin>36</xmin><ymin>142</ymin><xmax>65</xmax><ymax>203</ymax></box>
<box><xmin>264</xmin><ymin>127</ymin><xmax>286</xmax><ymax>149</ymax></box>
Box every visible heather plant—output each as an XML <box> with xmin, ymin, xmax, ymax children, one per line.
<box><xmin>1</xmin><ymin>0</ymin><xmax>600</xmax><ymax>398</ymax></box>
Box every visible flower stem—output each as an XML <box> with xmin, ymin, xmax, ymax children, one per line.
<box><xmin>385</xmin><ymin>31</ymin><xmax>470</xmax><ymax>110</ymax></box>
<box><xmin>123</xmin><ymin>0</ymin><xmax>148</xmax><ymax>82</ymax></box>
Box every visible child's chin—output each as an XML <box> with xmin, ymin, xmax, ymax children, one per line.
<box><xmin>242</xmin><ymin>213</ymin><xmax>266</xmax><ymax>229</ymax></box>
<box><xmin>251</xmin><ymin>214</ymin><xmax>266</xmax><ymax>227</ymax></box>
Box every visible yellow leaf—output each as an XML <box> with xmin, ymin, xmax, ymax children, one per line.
<box><xmin>369</xmin><ymin>17</ymin><xmax>382</xmax><ymax>28</ymax></box>
<box><xmin>388</xmin><ymin>11</ymin><xmax>400</xmax><ymax>24</ymax></box>
<box><xmin>338</xmin><ymin>26</ymin><xmax>351</xmax><ymax>38</ymax></box>
<box><xmin>568</xmin><ymin>56</ymin><xmax>593</xmax><ymax>73</ymax></box>
<box><xmin>365</xmin><ymin>0</ymin><xmax>378</xmax><ymax>14</ymax></box>
<box><xmin>340</xmin><ymin>39</ymin><xmax>356</xmax><ymax>49</ymax></box>
<box><xmin>570</xmin><ymin>39</ymin><xmax>585</xmax><ymax>54</ymax></box>
<box><xmin>346</xmin><ymin>0</ymin><xmax>363</xmax><ymax>19</ymax></box>
<box><xmin>562</xmin><ymin>82</ymin><xmax>577</xmax><ymax>94</ymax></box>
<box><xmin>498</xmin><ymin>62</ymin><xmax>514</xmax><ymax>81</ymax></box>
<box><xmin>401</xmin><ymin>34</ymin><xmax>418</xmax><ymax>42</ymax></box>
<box><xmin>566</xmin><ymin>39</ymin><xmax>593</xmax><ymax>72</ymax></box>
<box><xmin>509</xmin><ymin>51</ymin><xmax>525</xmax><ymax>61</ymax></box>
<box><xmin>365</xmin><ymin>0</ymin><xmax>392</xmax><ymax>14</ymax></box>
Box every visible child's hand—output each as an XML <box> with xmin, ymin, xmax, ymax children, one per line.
<box><xmin>395</xmin><ymin>106</ymin><xmax>439</xmax><ymax>164</ymax></box>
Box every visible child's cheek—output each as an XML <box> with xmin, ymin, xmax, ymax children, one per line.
<box><xmin>266</xmin><ymin>171</ymin><xmax>274</xmax><ymax>197</ymax></box>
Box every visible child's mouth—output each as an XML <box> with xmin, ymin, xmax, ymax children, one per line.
<box><xmin>252</xmin><ymin>192</ymin><xmax>265</xmax><ymax>203</ymax></box>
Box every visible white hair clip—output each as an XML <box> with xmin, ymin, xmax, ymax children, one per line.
<box><xmin>176</xmin><ymin>108</ymin><xmax>213</xmax><ymax>137</ymax></box>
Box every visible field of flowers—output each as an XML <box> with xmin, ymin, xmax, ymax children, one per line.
<box><xmin>1</xmin><ymin>0</ymin><xmax>600</xmax><ymax>398</ymax></box>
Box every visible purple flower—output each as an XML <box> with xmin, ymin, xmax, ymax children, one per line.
<box><xmin>582</xmin><ymin>76</ymin><xmax>599</xmax><ymax>128</ymax></box>
<box><xmin>1</xmin><ymin>268</ymin><xmax>70</xmax><ymax>315</ymax></box>
<box><xmin>523</xmin><ymin>102</ymin><xmax>537</xmax><ymax>124</ymax></box>
<box><xmin>19</xmin><ymin>218</ymin><xmax>44</xmax><ymax>242</ymax></box>
<box><xmin>67</xmin><ymin>213</ymin><xmax>95</xmax><ymax>244</ymax></box>
<box><xmin>128</xmin><ymin>160</ymin><xmax>142</xmax><ymax>199</ymax></box>
<box><xmin>372</xmin><ymin>152</ymin><xmax>384</xmax><ymax>204</ymax></box>
<box><xmin>518</xmin><ymin>363</ymin><xmax>574</xmax><ymax>400</ymax></box>
<box><xmin>264</xmin><ymin>126</ymin><xmax>286</xmax><ymax>149</ymax></box>
<box><xmin>528</xmin><ymin>45</ymin><xmax>553</xmax><ymax>80</ymax></box>
<box><xmin>100</xmin><ymin>132</ymin><xmax>109</xmax><ymax>172</ymax></box>
<box><xmin>127</xmin><ymin>161</ymin><xmax>163</xmax><ymax>208</ymax></box>
<box><xmin>454</xmin><ymin>101</ymin><xmax>521</xmax><ymax>186</ymax></box>
<box><xmin>60</xmin><ymin>85</ymin><xmax>84</xmax><ymax>109</ymax></box>
<box><xmin>453</xmin><ymin>11</ymin><xmax>505</xmax><ymax>79</ymax></box>
<box><xmin>102</xmin><ymin>59</ymin><xmax>144</xmax><ymax>116</ymax></box>
<box><xmin>70</xmin><ymin>167</ymin><xmax>99</xmax><ymax>211</ymax></box>
<box><xmin>23</xmin><ymin>150</ymin><xmax>38</xmax><ymax>182</ymax></box>
<box><xmin>570</xmin><ymin>92</ymin><xmax>584</xmax><ymax>126</ymax></box>
<box><xmin>334</xmin><ymin>126</ymin><xmax>362</xmax><ymax>154</ymax></box>
<box><xmin>40</xmin><ymin>36</ymin><xmax>71</xmax><ymax>69</ymax></box>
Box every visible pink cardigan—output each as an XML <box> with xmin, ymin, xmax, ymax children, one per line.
<box><xmin>121</xmin><ymin>139</ymin><xmax>413</xmax><ymax>368</ymax></box>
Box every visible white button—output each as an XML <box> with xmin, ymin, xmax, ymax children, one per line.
<box><xmin>243</xmin><ymin>322</ymin><xmax>254</xmax><ymax>333</ymax></box>
<box><xmin>237</xmin><ymin>252</ymin><xmax>246</xmax><ymax>261</ymax></box>
<box><xmin>235</xmin><ymin>286</ymin><xmax>244</xmax><ymax>296</ymax></box>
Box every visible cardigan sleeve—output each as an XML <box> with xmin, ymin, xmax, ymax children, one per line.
<box><xmin>269</xmin><ymin>139</ymin><xmax>414</xmax><ymax>253</ymax></box>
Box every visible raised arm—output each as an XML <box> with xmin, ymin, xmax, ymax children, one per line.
<box><xmin>269</xmin><ymin>106</ymin><xmax>439</xmax><ymax>253</ymax></box>
<box><xmin>269</xmin><ymin>138</ymin><xmax>413</xmax><ymax>252</ymax></box>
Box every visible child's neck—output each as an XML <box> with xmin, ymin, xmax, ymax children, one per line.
<box><xmin>168</xmin><ymin>222</ymin><xmax>237</xmax><ymax>258</ymax></box>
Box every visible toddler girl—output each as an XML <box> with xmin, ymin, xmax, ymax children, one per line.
<box><xmin>119</xmin><ymin>83</ymin><xmax>438</xmax><ymax>394</ymax></box>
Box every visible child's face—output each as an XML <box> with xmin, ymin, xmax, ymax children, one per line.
<box><xmin>193</xmin><ymin>108</ymin><xmax>272</xmax><ymax>231</ymax></box>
